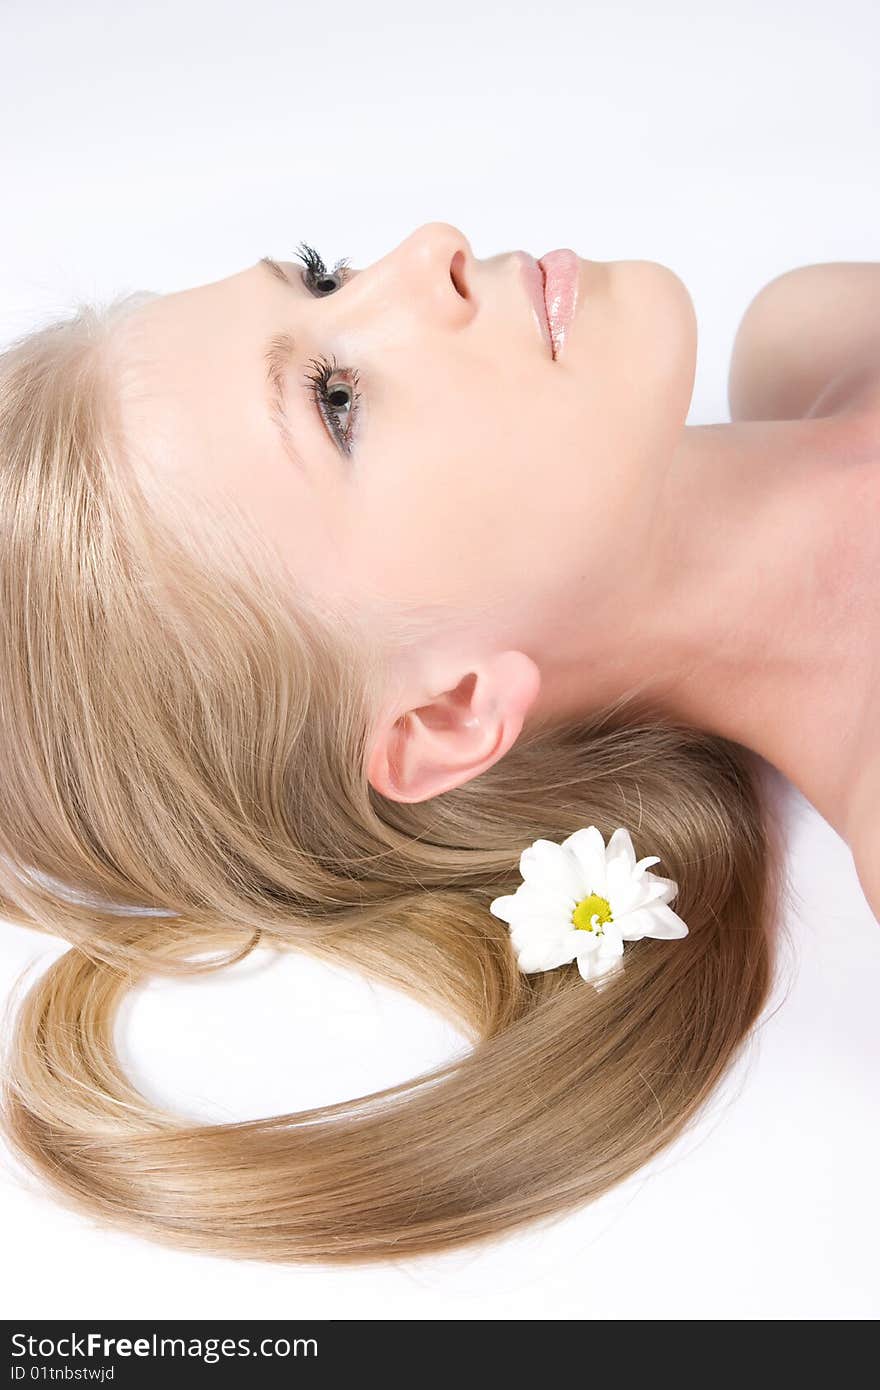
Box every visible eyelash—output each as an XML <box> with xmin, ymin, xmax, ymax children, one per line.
<box><xmin>294</xmin><ymin>242</ymin><xmax>362</xmax><ymax>456</ymax></box>
<box><xmin>302</xmin><ymin>353</ymin><xmax>362</xmax><ymax>457</ymax></box>
<box><xmin>294</xmin><ymin>241</ymin><xmax>352</xmax><ymax>294</ymax></box>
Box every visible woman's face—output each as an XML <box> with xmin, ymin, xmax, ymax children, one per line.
<box><xmin>115</xmin><ymin>221</ymin><xmax>697</xmax><ymax>631</ymax></box>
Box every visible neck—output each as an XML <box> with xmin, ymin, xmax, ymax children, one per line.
<box><xmin>529</xmin><ymin>411</ymin><xmax>878</xmax><ymax>845</ymax></box>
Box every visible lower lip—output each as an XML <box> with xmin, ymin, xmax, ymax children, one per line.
<box><xmin>538</xmin><ymin>250</ymin><xmax>580</xmax><ymax>360</ymax></box>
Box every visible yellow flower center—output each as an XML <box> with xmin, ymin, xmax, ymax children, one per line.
<box><xmin>572</xmin><ymin>892</ymin><xmax>613</xmax><ymax>933</ymax></box>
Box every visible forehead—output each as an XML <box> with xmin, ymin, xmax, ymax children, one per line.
<box><xmin>106</xmin><ymin>266</ymin><xmax>351</xmax><ymax>600</ymax></box>
<box><xmin>114</xmin><ymin>267</ymin><xmax>261</xmax><ymax>403</ymax></box>
<box><xmin>110</xmin><ymin>267</ymin><xmax>276</xmax><ymax>500</ymax></box>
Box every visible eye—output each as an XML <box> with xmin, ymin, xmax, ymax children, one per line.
<box><xmin>294</xmin><ymin>241</ymin><xmax>352</xmax><ymax>296</ymax></box>
<box><xmin>303</xmin><ymin>353</ymin><xmax>361</xmax><ymax>456</ymax></box>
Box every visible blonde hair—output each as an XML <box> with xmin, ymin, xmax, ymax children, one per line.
<box><xmin>0</xmin><ymin>292</ymin><xmax>783</xmax><ymax>1264</ymax></box>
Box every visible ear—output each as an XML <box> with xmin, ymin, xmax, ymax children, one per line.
<box><xmin>366</xmin><ymin>649</ymin><xmax>542</xmax><ymax>804</ymax></box>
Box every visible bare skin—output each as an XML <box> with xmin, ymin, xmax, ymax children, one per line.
<box><xmin>726</xmin><ymin>263</ymin><xmax>880</xmax><ymax>917</ymax></box>
<box><xmin>111</xmin><ymin>229</ymin><xmax>880</xmax><ymax>920</ymax></box>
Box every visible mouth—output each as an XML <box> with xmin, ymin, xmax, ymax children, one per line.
<box><xmin>537</xmin><ymin>249</ymin><xmax>580</xmax><ymax>361</ymax></box>
<box><xmin>516</xmin><ymin>252</ymin><xmax>555</xmax><ymax>359</ymax></box>
<box><xmin>516</xmin><ymin>250</ymin><xmax>580</xmax><ymax>360</ymax></box>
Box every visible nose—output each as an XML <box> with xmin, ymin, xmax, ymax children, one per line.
<box><xmin>372</xmin><ymin>221</ymin><xmax>477</xmax><ymax>328</ymax></box>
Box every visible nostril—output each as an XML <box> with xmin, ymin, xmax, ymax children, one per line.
<box><xmin>449</xmin><ymin>250</ymin><xmax>468</xmax><ymax>299</ymax></box>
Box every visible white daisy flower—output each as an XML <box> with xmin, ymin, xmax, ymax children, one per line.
<box><xmin>489</xmin><ymin>825</ymin><xmax>688</xmax><ymax>986</ymax></box>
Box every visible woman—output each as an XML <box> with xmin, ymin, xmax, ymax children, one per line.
<box><xmin>0</xmin><ymin>222</ymin><xmax>876</xmax><ymax>1263</ymax></box>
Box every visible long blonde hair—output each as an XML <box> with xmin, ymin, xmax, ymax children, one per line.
<box><xmin>0</xmin><ymin>292</ymin><xmax>783</xmax><ymax>1263</ymax></box>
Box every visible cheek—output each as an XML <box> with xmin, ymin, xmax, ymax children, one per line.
<box><xmin>340</xmin><ymin>358</ymin><xmax>548</xmax><ymax>607</ymax></box>
<box><xmin>345</xmin><ymin>424</ymin><xmax>596</xmax><ymax>612</ymax></box>
<box><xmin>338</xmin><ymin>269</ymin><xmax>697</xmax><ymax>612</ymax></box>
<box><xmin>345</xmin><ymin>434</ymin><xmax>516</xmax><ymax>606</ymax></box>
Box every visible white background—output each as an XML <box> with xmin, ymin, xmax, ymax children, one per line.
<box><xmin>1</xmin><ymin>0</ymin><xmax>879</xmax><ymax>1321</ymax></box>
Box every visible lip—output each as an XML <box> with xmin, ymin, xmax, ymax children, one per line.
<box><xmin>516</xmin><ymin>252</ymin><xmax>554</xmax><ymax>358</ymax></box>
<box><xmin>537</xmin><ymin>249</ymin><xmax>580</xmax><ymax>360</ymax></box>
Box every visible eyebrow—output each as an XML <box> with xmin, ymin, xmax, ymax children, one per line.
<box><xmin>259</xmin><ymin>254</ymin><xmax>292</xmax><ymax>288</ymax></box>
<box><xmin>258</xmin><ymin>256</ymin><xmax>308</xmax><ymax>474</ymax></box>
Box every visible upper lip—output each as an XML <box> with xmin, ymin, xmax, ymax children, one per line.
<box><xmin>516</xmin><ymin>252</ymin><xmax>553</xmax><ymax>358</ymax></box>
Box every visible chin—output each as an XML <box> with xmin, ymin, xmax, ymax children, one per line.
<box><xmin>614</xmin><ymin>258</ymin><xmax>698</xmax><ymax>426</ymax></box>
<box><xmin>572</xmin><ymin>256</ymin><xmax>698</xmax><ymax>437</ymax></box>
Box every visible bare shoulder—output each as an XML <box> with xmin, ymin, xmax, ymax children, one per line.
<box><xmin>728</xmin><ymin>262</ymin><xmax>880</xmax><ymax>424</ymax></box>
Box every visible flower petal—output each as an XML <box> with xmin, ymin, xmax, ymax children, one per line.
<box><xmin>496</xmin><ymin>886</ymin><xmax>577</xmax><ymax>928</ymax></box>
<box><xmin>605</xmin><ymin>835</ymin><xmax>649</xmax><ymax>905</ymax></box>
<box><xmin>516</xmin><ymin>934</ymin><xmax>579</xmax><ymax>973</ymax></box>
<box><xmin>489</xmin><ymin>894</ymin><xmax>524</xmax><ymax>924</ymax></box>
<box><xmin>511</xmin><ymin>928</ymin><xmax>581</xmax><ymax>973</ymax></box>
<box><xmin>633</xmin><ymin>854</ymin><xmax>662</xmax><ymax>877</ymax></box>
<box><xmin>507</xmin><ymin>905</ymin><xmax>568</xmax><ymax>932</ymax></box>
<box><xmin>630</xmin><ymin>872</ymin><xmax>679</xmax><ymax>908</ymax></box>
<box><xmin>605</xmin><ymin>871</ymin><xmax>644</xmax><ymax>916</ymax></box>
<box><xmin>509</xmin><ymin>916</ymin><xmax>573</xmax><ymax>952</ymax></box>
<box><xmin>606</xmin><ymin>826</ymin><xmax>638</xmax><ymax>870</ymax></box>
<box><xmin>604</xmin><ymin>918</ymin><xmax>625</xmax><ymax>946</ymax></box>
<box><xmin>570</xmin><ymin>925</ymin><xmax>602</xmax><ymax>954</ymax></box>
<box><xmin>519</xmin><ymin>839</ymin><xmax>584</xmax><ymax>900</ymax></box>
<box><xmin>561</xmin><ymin>826</ymin><xmax>609</xmax><ymax>893</ymax></box>
<box><xmin>614</xmin><ymin>908</ymin><xmax>657</xmax><ymax>940</ymax></box>
<box><xmin>595</xmin><ymin>929</ymin><xmax>625</xmax><ymax>962</ymax></box>
<box><xmin>617</xmin><ymin>903</ymin><xmax>689</xmax><ymax>941</ymax></box>
<box><xmin>576</xmin><ymin>945</ymin><xmax>625</xmax><ymax>983</ymax></box>
<box><xmin>641</xmin><ymin>902</ymin><xmax>690</xmax><ymax>939</ymax></box>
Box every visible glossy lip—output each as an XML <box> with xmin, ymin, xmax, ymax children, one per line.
<box><xmin>538</xmin><ymin>249</ymin><xmax>580</xmax><ymax>361</ymax></box>
<box><xmin>516</xmin><ymin>251</ymin><xmax>554</xmax><ymax>358</ymax></box>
